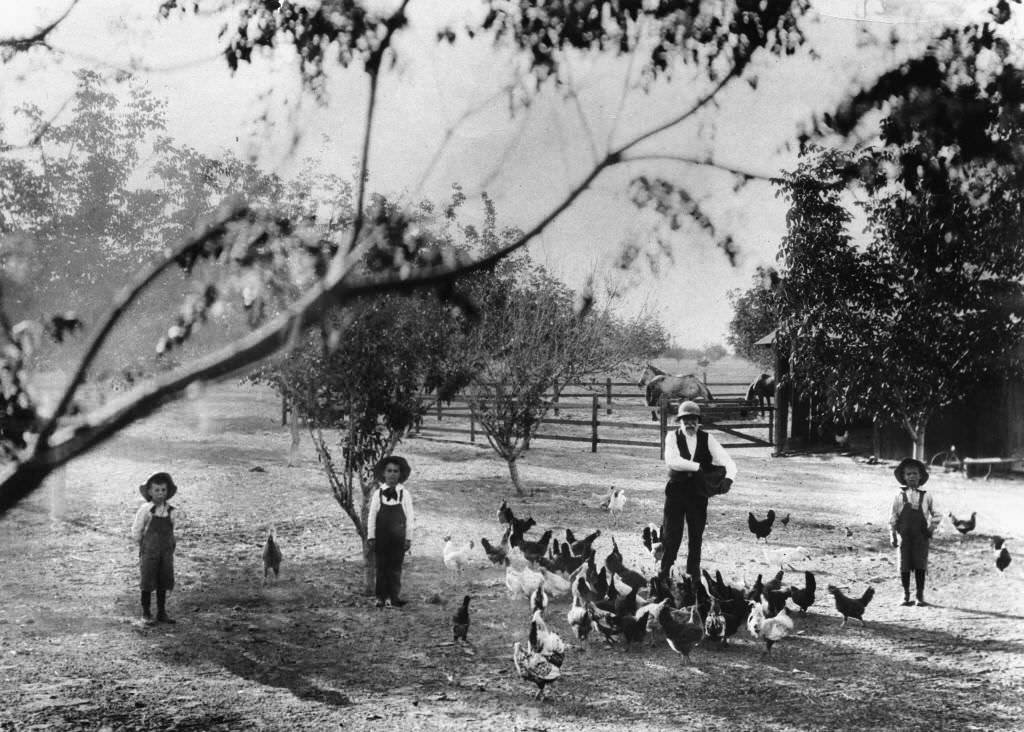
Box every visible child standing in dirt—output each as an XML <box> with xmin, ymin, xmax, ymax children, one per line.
<box><xmin>889</xmin><ymin>457</ymin><xmax>940</xmax><ymax>607</ymax></box>
<box><xmin>131</xmin><ymin>472</ymin><xmax>186</xmax><ymax>624</ymax></box>
<box><xmin>366</xmin><ymin>456</ymin><xmax>414</xmax><ymax>609</ymax></box>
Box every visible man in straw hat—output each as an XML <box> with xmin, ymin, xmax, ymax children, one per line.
<box><xmin>659</xmin><ymin>400</ymin><xmax>737</xmax><ymax>580</ymax></box>
<box><xmin>889</xmin><ymin>457</ymin><xmax>941</xmax><ymax>606</ymax></box>
<box><xmin>367</xmin><ymin>456</ymin><xmax>414</xmax><ymax>608</ymax></box>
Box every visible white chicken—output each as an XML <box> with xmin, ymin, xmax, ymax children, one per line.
<box><xmin>746</xmin><ymin>601</ymin><xmax>794</xmax><ymax>656</ymax></box>
<box><xmin>608</xmin><ymin>488</ymin><xmax>626</xmax><ymax>519</ymax></box>
<box><xmin>539</xmin><ymin>568</ymin><xmax>572</xmax><ymax>597</ymax></box>
<box><xmin>506</xmin><ymin>563</ymin><xmax>546</xmax><ymax>600</ymax></box>
<box><xmin>443</xmin><ymin>535</ymin><xmax>475</xmax><ymax>579</ymax></box>
<box><xmin>566</xmin><ymin>593</ymin><xmax>594</xmax><ymax>647</ymax></box>
<box><xmin>763</xmin><ymin>545</ymin><xmax>812</xmax><ymax>570</ymax></box>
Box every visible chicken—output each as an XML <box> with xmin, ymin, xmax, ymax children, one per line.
<box><xmin>746</xmin><ymin>601</ymin><xmax>794</xmax><ymax>655</ymax></box>
<box><xmin>762</xmin><ymin>587</ymin><xmax>791</xmax><ymax>618</ymax></box>
<box><xmin>641</xmin><ymin>524</ymin><xmax>665</xmax><ymax>567</ymax></box>
<box><xmin>949</xmin><ymin>511</ymin><xmax>977</xmax><ymax>539</ymax></box>
<box><xmin>497</xmin><ymin>499</ymin><xmax>513</xmax><ymax>525</ymax></box>
<box><xmin>481</xmin><ymin>526</ymin><xmax>511</xmax><ymax>567</ymax></box>
<box><xmin>530</xmin><ymin>586</ymin><xmax>549</xmax><ymax>616</ymax></box>
<box><xmin>704</xmin><ymin>595</ymin><xmax>727</xmax><ymax>646</ymax></box>
<box><xmin>654</xmin><ymin>599</ymin><xmax>705</xmax><ymax>663</ymax></box>
<box><xmin>763</xmin><ymin>545</ymin><xmax>811</xmax><ymax>570</ymax></box>
<box><xmin>512</xmin><ymin>529</ymin><xmax>554</xmax><ymax>565</ymax></box>
<box><xmin>993</xmin><ymin>536</ymin><xmax>1012</xmax><ymax>572</ymax></box>
<box><xmin>745</xmin><ymin>573</ymin><xmax>764</xmax><ymax>604</ymax></box>
<box><xmin>608</xmin><ymin>488</ymin><xmax>626</xmax><ymax>519</ymax></box>
<box><xmin>788</xmin><ymin>571</ymin><xmax>817</xmax><ymax>615</ymax></box>
<box><xmin>530</xmin><ymin>609</ymin><xmax>567</xmax><ymax>668</ymax></box>
<box><xmin>748</xmin><ymin>510</ymin><xmax>777</xmax><ymax>542</ymax></box>
<box><xmin>604</xmin><ymin>537</ymin><xmax>647</xmax><ymax>591</ymax></box>
<box><xmin>763</xmin><ymin>569</ymin><xmax>785</xmax><ymax>594</ymax></box>
<box><xmin>443</xmin><ymin>535</ymin><xmax>475</xmax><ymax>577</ymax></box>
<box><xmin>827</xmin><ymin>584</ymin><xmax>875</xmax><ymax>628</ymax></box>
<box><xmin>589</xmin><ymin>486</ymin><xmax>617</xmax><ymax>510</ymax></box>
<box><xmin>452</xmin><ymin>595</ymin><xmax>471</xmax><ymax>642</ymax></box>
<box><xmin>780</xmin><ymin>512</ymin><xmax>791</xmax><ymax>529</ymax></box>
<box><xmin>262</xmin><ymin>527</ymin><xmax>282</xmax><ymax>584</ymax></box>
<box><xmin>566</xmin><ymin>594</ymin><xmax>595</xmax><ymax>646</ymax></box>
<box><xmin>568</xmin><ymin>529</ymin><xmax>601</xmax><ymax>557</ymax></box>
<box><xmin>513</xmin><ymin>631</ymin><xmax>560</xmax><ymax>700</ymax></box>
<box><xmin>511</xmin><ymin>515</ymin><xmax>537</xmax><ymax>538</ymax></box>
<box><xmin>506</xmin><ymin>563</ymin><xmax>546</xmax><ymax>600</ymax></box>
<box><xmin>539</xmin><ymin>568</ymin><xmax>572</xmax><ymax>597</ymax></box>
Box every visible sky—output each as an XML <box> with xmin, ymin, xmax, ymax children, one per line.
<box><xmin>1</xmin><ymin>0</ymin><xmax>1005</xmax><ymax>349</ymax></box>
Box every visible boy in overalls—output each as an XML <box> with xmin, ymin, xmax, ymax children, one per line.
<box><xmin>889</xmin><ymin>458</ymin><xmax>940</xmax><ymax>606</ymax></box>
<box><xmin>367</xmin><ymin>456</ymin><xmax>414</xmax><ymax>608</ymax></box>
<box><xmin>131</xmin><ymin>472</ymin><xmax>186</xmax><ymax>624</ymax></box>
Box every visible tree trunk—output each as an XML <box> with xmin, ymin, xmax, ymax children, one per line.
<box><xmin>363</xmin><ymin>539</ymin><xmax>376</xmax><ymax>596</ymax></box>
<box><xmin>507</xmin><ymin>458</ymin><xmax>526</xmax><ymax>496</ymax></box>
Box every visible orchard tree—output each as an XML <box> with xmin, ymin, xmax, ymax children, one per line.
<box><xmin>2</xmin><ymin>0</ymin><xmax>1015</xmax><ymax>515</ymax></box>
<box><xmin>727</xmin><ymin>267</ymin><xmax>782</xmax><ymax>370</ymax></box>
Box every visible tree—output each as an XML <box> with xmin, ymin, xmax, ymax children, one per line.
<box><xmin>2</xmin><ymin>0</ymin><xmax>1014</xmax><ymax>515</ymax></box>
<box><xmin>776</xmin><ymin>139</ymin><xmax>1024</xmax><ymax>458</ymax></box>
<box><xmin>727</xmin><ymin>267</ymin><xmax>782</xmax><ymax>370</ymax></box>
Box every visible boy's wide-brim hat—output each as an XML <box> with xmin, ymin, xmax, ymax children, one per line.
<box><xmin>894</xmin><ymin>457</ymin><xmax>929</xmax><ymax>487</ymax></box>
<box><xmin>374</xmin><ymin>456</ymin><xmax>411</xmax><ymax>483</ymax></box>
<box><xmin>675</xmin><ymin>401</ymin><xmax>702</xmax><ymax>421</ymax></box>
<box><xmin>139</xmin><ymin>472</ymin><xmax>178</xmax><ymax>501</ymax></box>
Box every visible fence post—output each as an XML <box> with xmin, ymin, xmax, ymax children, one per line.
<box><xmin>470</xmin><ymin>404</ymin><xmax>476</xmax><ymax>443</ymax></box>
<box><xmin>553</xmin><ymin>380</ymin><xmax>559</xmax><ymax>417</ymax></box>
<box><xmin>606</xmin><ymin>378</ymin><xmax>612</xmax><ymax>415</ymax></box>
<box><xmin>591</xmin><ymin>395</ymin><xmax>599</xmax><ymax>453</ymax></box>
<box><xmin>437</xmin><ymin>397</ymin><xmax>442</xmax><ymax>421</ymax></box>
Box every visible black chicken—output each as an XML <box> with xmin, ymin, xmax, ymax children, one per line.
<box><xmin>949</xmin><ymin>511</ymin><xmax>977</xmax><ymax>539</ymax></box>
<box><xmin>748</xmin><ymin>510</ymin><xmax>777</xmax><ymax>542</ymax></box>
<box><xmin>452</xmin><ymin>595</ymin><xmax>471</xmax><ymax>642</ymax></box>
<box><xmin>497</xmin><ymin>499</ymin><xmax>514</xmax><ymax>525</ymax></box>
<box><xmin>513</xmin><ymin>529</ymin><xmax>554</xmax><ymax>565</ymax></box>
<box><xmin>788</xmin><ymin>571</ymin><xmax>817</xmax><ymax>615</ymax></box>
<box><xmin>567</xmin><ymin>528</ymin><xmax>601</xmax><ymax>557</ymax></box>
<box><xmin>828</xmin><ymin>584</ymin><xmax>875</xmax><ymax>628</ymax></box>
<box><xmin>262</xmin><ymin>528</ymin><xmax>282</xmax><ymax>584</ymax></box>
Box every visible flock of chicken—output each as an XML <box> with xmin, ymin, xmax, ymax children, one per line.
<box><xmin>438</xmin><ymin>498</ymin><xmax>1015</xmax><ymax>700</ymax></box>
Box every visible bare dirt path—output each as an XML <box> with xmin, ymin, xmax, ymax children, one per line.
<box><xmin>2</xmin><ymin>383</ymin><xmax>1022</xmax><ymax>731</ymax></box>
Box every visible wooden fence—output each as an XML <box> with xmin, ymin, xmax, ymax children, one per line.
<box><xmin>410</xmin><ymin>380</ymin><xmax>773</xmax><ymax>454</ymax></box>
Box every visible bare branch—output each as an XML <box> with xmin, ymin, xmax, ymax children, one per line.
<box><xmin>0</xmin><ymin>0</ymin><xmax>81</xmax><ymax>54</ymax></box>
<box><xmin>619</xmin><ymin>153</ymin><xmax>774</xmax><ymax>182</ymax></box>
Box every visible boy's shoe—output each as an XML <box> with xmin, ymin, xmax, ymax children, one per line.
<box><xmin>374</xmin><ymin>598</ymin><xmax>386</xmax><ymax>609</ymax></box>
<box><xmin>900</xmin><ymin>598</ymin><xmax>914</xmax><ymax>606</ymax></box>
<box><xmin>915</xmin><ymin>597</ymin><xmax>929</xmax><ymax>607</ymax></box>
<box><xmin>156</xmin><ymin>611</ymin><xmax>176</xmax><ymax>623</ymax></box>
<box><xmin>390</xmin><ymin>598</ymin><xmax>407</xmax><ymax>608</ymax></box>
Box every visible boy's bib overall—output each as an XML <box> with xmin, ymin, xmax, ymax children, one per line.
<box><xmin>140</xmin><ymin>509</ymin><xmax>176</xmax><ymax>592</ymax></box>
<box><xmin>374</xmin><ymin>490</ymin><xmax>407</xmax><ymax>602</ymax></box>
<box><xmin>896</xmin><ymin>490</ymin><xmax>930</xmax><ymax>571</ymax></box>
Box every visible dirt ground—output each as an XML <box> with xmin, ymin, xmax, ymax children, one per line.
<box><xmin>2</xmin><ymin>382</ymin><xmax>1023</xmax><ymax>731</ymax></box>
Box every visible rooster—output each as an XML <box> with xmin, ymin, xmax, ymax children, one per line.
<box><xmin>443</xmin><ymin>535</ymin><xmax>475</xmax><ymax>578</ymax></box>
<box><xmin>481</xmin><ymin>525</ymin><xmax>511</xmax><ymax>567</ymax></box>
<box><xmin>788</xmin><ymin>571</ymin><xmax>817</xmax><ymax>615</ymax></box>
<box><xmin>604</xmin><ymin>537</ymin><xmax>647</xmax><ymax>591</ymax></box>
<box><xmin>513</xmin><ymin>623</ymin><xmax>560</xmax><ymax>700</ymax></box>
<box><xmin>452</xmin><ymin>595</ymin><xmax>471</xmax><ymax>643</ymax></box>
<box><xmin>746</xmin><ymin>601</ymin><xmax>794</xmax><ymax>656</ymax></box>
<box><xmin>530</xmin><ymin>609</ymin><xmax>567</xmax><ymax>668</ymax></box>
<box><xmin>497</xmin><ymin>499</ymin><xmax>513</xmax><ymax>525</ymax></box>
<box><xmin>748</xmin><ymin>510</ymin><xmax>776</xmax><ymax>542</ymax></box>
<box><xmin>262</xmin><ymin>527</ymin><xmax>282</xmax><ymax>585</ymax></box>
<box><xmin>827</xmin><ymin>584</ymin><xmax>875</xmax><ymax>628</ymax></box>
<box><xmin>608</xmin><ymin>489</ymin><xmax>627</xmax><ymax>521</ymax></box>
<box><xmin>993</xmin><ymin>536</ymin><xmax>1012</xmax><ymax>572</ymax></box>
<box><xmin>704</xmin><ymin>595</ymin><xmax>727</xmax><ymax>647</ymax></box>
<box><xmin>949</xmin><ymin>511</ymin><xmax>977</xmax><ymax>540</ymax></box>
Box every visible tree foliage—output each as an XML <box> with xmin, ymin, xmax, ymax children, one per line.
<box><xmin>726</xmin><ymin>267</ymin><xmax>780</xmax><ymax>370</ymax></box>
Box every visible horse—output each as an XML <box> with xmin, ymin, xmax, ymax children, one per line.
<box><xmin>743</xmin><ymin>373</ymin><xmax>775</xmax><ymax>418</ymax></box>
<box><xmin>637</xmin><ymin>363</ymin><xmax>714</xmax><ymax>421</ymax></box>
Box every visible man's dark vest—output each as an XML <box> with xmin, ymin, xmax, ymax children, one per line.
<box><xmin>667</xmin><ymin>429</ymin><xmax>725</xmax><ymax>498</ymax></box>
